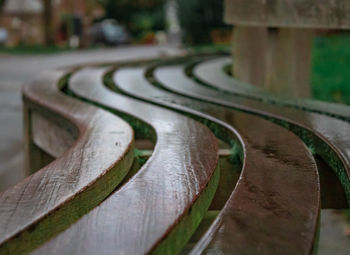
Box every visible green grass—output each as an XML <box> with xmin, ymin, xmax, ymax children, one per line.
<box><xmin>0</xmin><ymin>45</ymin><xmax>74</xmax><ymax>55</ymax></box>
<box><xmin>311</xmin><ymin>34</ymin><xmax>350</xmax><ymax>105</ymax></box>
<box><xmin>193</xmin><ymin>35</ymin><xmax>350</xmax><ymax>105</ymax></box>
<box><xmin>190</xmin><ymin>43</ymin><xmax>231</xmax><ymax>55</ymax></box>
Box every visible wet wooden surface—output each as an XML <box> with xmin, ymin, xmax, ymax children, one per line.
<box><xmin>32</xmin><ymin>67</ymin><xmax>219</xmax><ymax>255</ymax></box>
<box><xmin>4</xmin><ymin>54</ymin><xmax>349</xmax><ymax>254</ymax></box>
<box><xmin>193</xmin><ymin>56</ymin><xmax>350</xmax><ymax>120</ymax></box>
<box><xmin>0</xmin><ymin>70</ymin><xmax>135</xmax><ymax>254</ymax></box>
<box><xmin>194</xmin><ymin>57</ymin><xmax>350</xmax><ymax>209</ymax></box>
<box><xmin>154</xmin><ymin>64</ymin><xmax>350</xmax><ymax>199</ymax></box>
<box><xmin>115</xmin><ymin>66</ymin><xmax>320</xmax><ymax>254</ymax></box>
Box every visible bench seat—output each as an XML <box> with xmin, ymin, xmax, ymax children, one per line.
<box><xmin>25</xmin><ymin>68</ymin><xmax>220</xmax><ymax>255</ymax></box>
<box><xmin>0</xmin><ymin>70</ymin><xmax>134</xmax><ymax>254</ymax></box>
<box><xmin>1</xmin><ymin>54</ymin><xmax>349</xmax><ymax>254</ymax></box>
<box><xmin>153</xmin><ymin>62</ymin><xmax>350</xmax><ymax>202</ymax></box>
<box><xmin>193</xmin><ymin>56</ymin><xmax>350</xmax><ymax>121</ymax></box>
<box><xmin>114</xmin><ymin>65</ymin><xmax>320</xmax><ymax>254</ymax></box>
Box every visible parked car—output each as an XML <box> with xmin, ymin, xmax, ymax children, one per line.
<box><xmin>89</xmin><ymin>19</ymin><xmax>130</xmax><ymax>46</ymax></box>
<box><xmin>0</xmin><ymin>28</ymin><xmax>8</xmax><ymax>45</ymax></box>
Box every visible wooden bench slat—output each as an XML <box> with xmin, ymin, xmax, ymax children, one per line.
<box><xmin>0</xmin><ymin>70</ymin><xmax>135</xmax><ymax>254</ymax></box>
<box><xmin>194</xmin><ymin>56</ymin><xmax>350</xmax><ymax>121</ymax></box>
<box><xmin>224</xmin><ymin>0</ymin><xmax>350</xmax><ymax>29</ymax></box>
<box><xmin>31</xmin><ymin>111</ymin><xmax>75</xmax><ymax>158</ymax></box>
<box><xmin>155</xmin><ymin>64</ymin><xmax>350</xmax><ymax>199</ymax></box>
<box><xmin>193</xmin><ymin>56</ymin><xmax>267</xmax><ymax>95</ymax></box>
<box><xmin>32</xmin><ymin>67</ymin><xmax>219</xmax><ymax>255</ymax></box>
<box><xmin>5</xmin><ymin>53</ymin><xmax>347</xmax><ymax>254</ymax></box>
<box><xmin>194</xmin><ymin>56</ymin><xmax>266</xmax><ymax>95</ymax></box>
<box><xmin>114</xmin><ymin>66</ymin><xmax>320</xmax><ymax>254</ymax></box>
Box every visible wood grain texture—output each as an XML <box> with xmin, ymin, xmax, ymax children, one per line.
<box><xmin>158</xmin><ymin>61</ymin><xmax>350</xmax><ymax>253</ymax></box>
<box><xmin>115</xmin><ymin>66</ymin><xmax>320</xmax><ymax>254</ymax></box>
<box><xmin>232</xmin><ymin>26</ymin><xmax>313</xmax><ymax>97</ymax></box>
<box><xmin>0</xmin><ymin>70</ymin><xmax>134</xmax><ymax>254</ymax></box>
<box><xmin>265</xmin><ymin>28</ymin><xmax>313</xmax><ymax>97</ymax></box>
<box><xmin>32</xmin><ymin>67</ymin><xmax>219</xmax><ymax>255</ymax></box>
<box><xmin>31</xmin><ymin>111</ymin><xmax>75</xmax><ymax>158</ymax></box>
<box><xmin>194</xmin><ymin>57</ymin><xmax>350</xmax><ymax>209</ymax></box>
<box><xmin>225</xmin><ymin>0</ymin><xmax>350</xmax><ymax>29</ymax></box>
<box><xmin>193</xmin><ymin>56</ymin><xmax>266</xmax><ymax>95</ymax></box>
<box><xmin>154</xmin><ymin>64</ymin><xmax>350</xmax><ymax>202</ymax></box>
<box><xmin>232</xmin><ymin>26</ymin><xmax>268</xmax><ymax>87</ymax></box>
<box><xmin>193</xmin><ymin>56</ymin><xmax>350</xmax><ymax>121</ymax></box>
<box><xmin>9</xmin><ymin>55</ymin><xmax>348</xmax><ymax>254</ymax></box>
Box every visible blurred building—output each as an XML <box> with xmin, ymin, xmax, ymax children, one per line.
<box><xmin>54</xmin><ymin>0</ymin><xmax>105</xmax><ymax>46</ymax></box>
<box><xmin>1</xmin><ymin>0</ymin><xmax>43</xmax><ymax>45</ymax></box>
<box><xmin>0</xmin><ymin>0</ymin><xmax>104</xmax><ymax>46</ymax></box>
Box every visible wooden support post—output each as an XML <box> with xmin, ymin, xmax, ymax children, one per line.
<box><xmin>225</xmin><ymin>0</ymin><xmax>350</xmax><ymax>98</ymax></box>
<box><xmin>265</xmin><ymin>28</ymin><xmax>313</xmax><ymax>98</ymax></box>
<box><xmin>23</xmin><ymin>105</ymin><xmax>35</xmax><ymax>175</ymax></box>
<box><xmin>23</xmin><ymin>108</ymin><xmax>55</xmax><ymax>175</ymax></box>
<box><xmin>232</xmin><ymin>26</ymin><xmax>268</xmax><ymax>87</ymax></box>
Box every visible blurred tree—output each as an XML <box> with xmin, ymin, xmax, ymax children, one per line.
<box><xmin>0</xmin><ymin>0</ymin><xmax>6</xmax><ymax>12</ymax></box>
<box><xmin>177</xmin><ymin>0</ymin><xmax>228</xmax><ymax>44</ymax></box>
<box><xmin>94</xmin><ymin>0</ymin><xmax>165</xmax><ymax>37</ymax></box>
<box><xmin>96</xmin><ymin>0</ymin><xmax>163</xmax><ymax>21</ymax></box>
<box><xmin>42</xmin><ymin>0</ymin><xmax>54</xmax><ymax>46</ymax></box>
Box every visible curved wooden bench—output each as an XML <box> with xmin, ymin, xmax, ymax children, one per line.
<box><xmin>5</xmin><ymin>54</ymin><xmax>349</xmax><ymax>254</ymax></box>
<box><xmin>0</xmin><ymin>70</ymin><xmax>134</xmax><ymax>254</ymax></box>
<box><xmin>114</xmin><ymin>65</ymin><xmax>320</xmax><ymax>254</ymax></box>
<box><xmin>32</xmin><ymin>67</ymin><xmax>220</xmax><ymax>255</ymax></box>
<box><xmin>153</xmin><ymin>63</ymin><xmax>350</xmax><ymax>202</ymax></box>
<box><xmin>193</xmin><ymin>56</ymin><xmax>350</xmax><ymax>120</ymax></box>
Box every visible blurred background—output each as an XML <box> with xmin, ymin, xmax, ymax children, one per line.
<box><xmin>1</xmin><ymin>0</ymin><xmax>350</xmax><ymax>104</ymax></box>
<box><xmin>0</xmin><ymin>0</ymin><xmax>230</xmax><ymax>49</ymax></box>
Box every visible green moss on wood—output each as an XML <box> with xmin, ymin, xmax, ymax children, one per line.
<box><xmin>151</xmin><ymin>164</ymin><xmax>220</xmax><ymax>255</ymax></box>
<box><xmin>1</xmin><ymin>143</ymin><xmax>134</xmax><ymax>255</ymax></box>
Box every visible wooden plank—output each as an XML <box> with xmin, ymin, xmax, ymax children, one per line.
<box><xmin>224</xmin><ymin>0</ymin><xmax>350</xmax><ymax>29</ymax></box>
<box><xmin>25</xmin><ymin>112</ymin><xmax>76</xmax><ymax>173</ymax></box>
<box><xmin>32</xmin><ymin>67</ymin><xmax>219</xmax><ymax>255</ymax></box>
<box><xmin>115</xmin><ymin>66</ymin><xmax>320</xmax><ymax>254</ymax></box>
<box><xmin>0</xmin><ymin>70</ymin><xmax>135</xmax><ymax>254</ymax></box>
<box><xmin>23</xmin><ymin>104</ymin><xmax>32</xmax><ymax>175</ymax></box>
<box><xmin>154</xmin><ymin>65</ymin><xmax>350</xmax><ymax>205</ymax></box>
<box><xmin>193</xmin><ymin>56</ymin><xmax>350</xmax><ymax>121</ymax></box>
<box><xmin>231</xmin><ymin>26</ymin><xmax>313</xmax><ymax>97</ymax></box>
<box><xmin>225</xmin><ymin>0</ymin><xmax>350</xmax><ymax>97</ymax></box>
<box><xmin>193</xmin><ymin>56</ymin><xmax>265</xmax><ymax>95</ymax></box>
<box><xmin>31</xmin><ymin>111</ymin><xmax>75</xmax><ymax>159</ymax></box>
<box><xmin>194</xmin><ymin>56</ymin><xmax>350</xmax><ymax>209</ymax></box>
<box><xmin>265</xmin><ymin>28</ymin><xmax>313</xmax><ymax>97</ymax></box>
<box><xmin>232</xmin><ymin>26</ymin><xmax>268</xmax><ymax>87</ymax></box>
<box><xmin>315</xmin><ymin>155</ymin><xmax>348</xmax><ymax>209</ymax></box>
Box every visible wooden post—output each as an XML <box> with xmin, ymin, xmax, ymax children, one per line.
<box><xmin>23</xmin><ymin>107</ymin><xmax>54</xmax><ymax>175</ymax></box>
<box><xmin>225</xmin><ymin>0</ymin><xmax>350</xmax><ymax>98</ymax></box>
<box><xmin>265</xmin><ymin>28</ymin><xmax>314</xmax><ymax>97</ymax></box>
<box><xmin>232</xmin><ymin>26</ymin><xmax>268</xmax><ymax>87</ymax></box>
<box><xmin>23</xmin><ymin>105</ymin><xmax>35</xmax><ymax>175</ymax></box>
